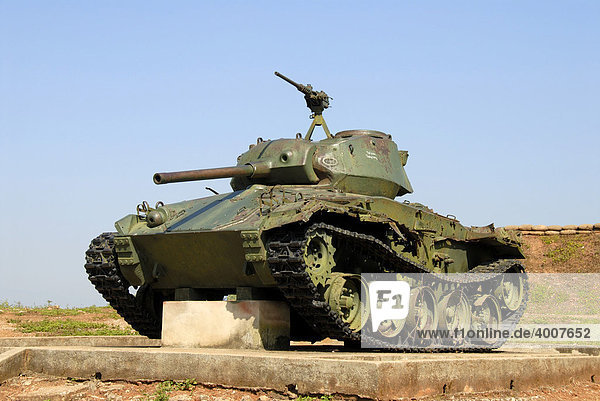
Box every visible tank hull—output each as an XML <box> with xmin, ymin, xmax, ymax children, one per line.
<box><xmin>112</xmin><ymin>185</ymin><xmax>523</xmax><ymax>292</ymax></box>
<box><xmin>87</xmin><ymin>184</ymin><xmax>527</xmax><ymax>346</ymax></box>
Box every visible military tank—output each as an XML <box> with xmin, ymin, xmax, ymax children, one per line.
<box><xmin>85</xmin><ymin>72</ymin><xmax>527</xmax><ymax>349</ymax></box>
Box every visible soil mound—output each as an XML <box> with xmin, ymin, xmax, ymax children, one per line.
<box><xmin>522</xmin><ymin>233</ymin><xmax>600</xmax><ymax>273</ymax></box>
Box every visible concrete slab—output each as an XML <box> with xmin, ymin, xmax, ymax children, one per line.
<box><xmin>1</xmin><ymin>344</ymin><xmax>597</xmax><ymax>399</ymax></box>
<box><xmin>0</xmin><ymin>336</ymin><xmax>160</xmax><ymax>348</ymax></box>
<box><xmin>0</xmin><ymin>348</ymin><xmax>25</xmax><ymax>382</ymax></box>
<box><xmin>162</xmin><ymin>301</ymin><xmax>290</xmax><ymax>350</ymax></box>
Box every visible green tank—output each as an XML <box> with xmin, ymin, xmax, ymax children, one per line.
<box><xmin>85</xmin><ymin>72</ymin><xmax>527</xmax><ymax>349</ymax></box>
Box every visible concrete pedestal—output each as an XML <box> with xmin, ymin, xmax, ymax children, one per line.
<box><xmin>161</xmin><ymin>301</ymin><xmax>290</xmax><ymax>350</ymax></box>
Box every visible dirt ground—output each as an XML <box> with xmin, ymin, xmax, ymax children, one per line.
<box><xmin>1</xmin><ymin>373</ymin><xmax>600</xmax><ymax>401</ymax></box>
<box><xmin>521</xmin><ymin>233</ymin><xmax>600</xmax><ymax>273</ymax></box>
<box><xmin>0</xmin><ymin>305</ymin><xmax>133</xmax><ymax>338</ymax></box>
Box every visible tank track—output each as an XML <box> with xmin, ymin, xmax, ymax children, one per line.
<box><xmin>84</xmin><ymin>232</ymin><xmax>161</xmax><ymax>338</ymax></box>
<box><xmin>266</xmin><ymin>222</ymin><xmax>528</xmax><ymax>351</ymax></box>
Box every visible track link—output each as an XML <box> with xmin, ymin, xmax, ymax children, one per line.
<box><xmin>84</xmin><ymin>232</ymin><xmax>161</xmax><ymax>338</ymax></box>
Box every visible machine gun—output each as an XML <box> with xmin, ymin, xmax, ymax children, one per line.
<box><xmin>274</xmin><ymin>71</ymin><xmax>332</xmax><ymax>140</ymax></box>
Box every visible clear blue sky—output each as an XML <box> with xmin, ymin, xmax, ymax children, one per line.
<box><xmin>1</xmin><ymin>1</ymin><xmax>598</xmax><ymax>306</ymax></box>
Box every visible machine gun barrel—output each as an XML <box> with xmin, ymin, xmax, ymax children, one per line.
<box><xmin>274</xmin><ymin>71</ymin><xmax>310</xmax><ymax>94</ymax></box>
<box><xmin>153</xmin><ymin>164</ymin><xmax>256</xmax><ymax>185</ymax></box>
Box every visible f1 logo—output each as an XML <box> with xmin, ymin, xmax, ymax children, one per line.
<box><xmin>368</xmin><ymin>281</ymin><xmax>411</xmax><ymax>332</ymax></box>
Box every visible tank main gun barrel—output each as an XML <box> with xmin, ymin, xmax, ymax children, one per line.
<box><xmin>154</xmin><ymin>164</ymin><xmax>264</xmax><ymax>185</ymax></box>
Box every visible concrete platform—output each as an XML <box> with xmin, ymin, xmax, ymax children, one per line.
<box><xmin>0</xmin><ymin>337</ymin><xmax>599</xmax><ymax>399</ymax></box>
<box><xmin>0</xmin><ymin>336</ymin><xmax>160</xmax><ymax>348</ymax></box>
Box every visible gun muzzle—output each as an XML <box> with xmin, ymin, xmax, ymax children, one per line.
<box><xmin>275</xmin><ymin>71</ymin><xmax>308</xmax><ymax>93</ymax></box>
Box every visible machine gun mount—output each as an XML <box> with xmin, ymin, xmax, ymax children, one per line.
<box><xmin>274</xmin><ymin>71</ymin><xmax>332</xmax><ymax>140</ymax></box>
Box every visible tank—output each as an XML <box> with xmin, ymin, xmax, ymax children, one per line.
<box><xmin>85</xmin><ymin>72</ymin><xmax>527</xmax><ymax>349</ymax></box>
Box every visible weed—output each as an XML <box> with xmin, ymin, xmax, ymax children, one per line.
<box><xmin>145</xmin><ymin>380</ymin><xmax>197</xmax><ymax>401</ymax></box>
<box><xmin>79</xmin><ymin>305</ymin><xmax>118</xmax><ymax>315</ymax></box>
<box><xmin>297</xmin><ymin>396</ymin><xmax>332</xmax><ymax>401</ymax></box>
<box><xmin>541</xmin><ymin>236</ymin><xmax>558</xmax><ymax>245</ymax></box>
<box><xmin>0</xmin><ymin>301</ymin><xmax>25</xmax><ymax>314</ymax></box>
<box><xmin>523</xmin><ymin>314</ymin><xmax>600</xmax><ymax>324</ymax></box>
<box><xmin>36</xmin><ymin>306</ymin><xmax>119</xmax><ymax>318</ymax></box>
<box><xmin>38</xmin><ymin>309</ymin><xmax>83</xmax><ymax>317</ymax></box>
<box><xmin>158</xmin><ymin>379</ymin><xmax>197</xmax><ymax>392</ymax></box>
<box><xmin>545</xmin><ymin>240</ymin><xmax>583</xmax><ymax>263</ymax></box>
<box><xmin>147</xmin><ymin>388</ymin><xmax>169</xmax><ymax>401</ymax></box>
<box><xmin>529</xmin><ymin>283</ymin><xmax>569</xmax><ymax>305</ymax></box>
<box><xmin>576</xmin><ymin>290</ymin><xmax>600</xmax><ymax>314</ymax></box>
<box><xmin>0</xmin><ymin>302</ymin><xmax>120</xmax><ymax>319</ymax></box>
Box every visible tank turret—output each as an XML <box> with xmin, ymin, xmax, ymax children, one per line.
<box><xmin>154</xmin><ymin>131</ymin><xmax>413</xmax><ymax>199</ymax></box>
<box><xmin>154</xmin><ymin>73</ymin><xmax>413</xmax><ymax>199</ymax></box>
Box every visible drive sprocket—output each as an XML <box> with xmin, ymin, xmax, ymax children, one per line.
<box><xmin>303</xmin><ymin>228</ymin><xmax>336</xmax><ymax>287</ymax></box>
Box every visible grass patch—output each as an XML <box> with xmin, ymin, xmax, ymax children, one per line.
<box><xmin>9</xmin><ymin>319</ymin><xmax>136</xmax><ymax>336</ymax></box>
<box><xmin>0</xmin><ymin>301</ymin><xmax>27</xmax><ymax>314</ymax></box>
<box><xmin>37</xmin><ymin>308</ymin><xmax>85</xmax><ymax>317</ymax></box>
<box><xmin>157</xmin><ymin>380</ymin><xmax>197</xmax><ymax>392</ymax></box>
<box><xmin>521</xmin><ymin>314</ymin><xmax>600</xmax><ymax>324</ymax></box>
<box><xmin>145</xmin><ymin>380</ymin><xmax>198</xmax><ymax>401</ymax></box>
<box><xmin>576</xmin><ymin>290</ymin><xmax>600</xmax><ymax>314</ymax></box>
<box><xmin>0</xmin><ymin>301</ymin><xmax>119</xmax><ymax>318</ymax></box>
<box><xmin>544</xmin><ymin>240</ymin><xmax>584</xmax><ymax>263</ymax></box>
<box><xmin>37</xmin><ymin>306</ymin><xmax>120</xmax><ymax>318</ymax></box>
<box><xmin>541</xmin><ymin>235</ymin><xmax>558</xmax><ymax>245</ymax></box>
<box><xmin>529</xmin><ymin>283</ymin><xmax>569</xmax><ymax>305</ymax></box>
<box><xmin>78</xmin><ymin>305</ymin><xmax>116</xmax><ymax>314</ymax></box>
<box><xmin>297</xmin><ymin>396</ymin><xmax>332</xmax><ymax>401</ymax></box>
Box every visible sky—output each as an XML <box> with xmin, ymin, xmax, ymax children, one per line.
<box><xmin>1</xmin><ymin>1</ymin><xmax>599</xmax><ymax>306</ymax></box>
